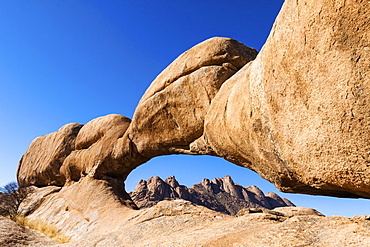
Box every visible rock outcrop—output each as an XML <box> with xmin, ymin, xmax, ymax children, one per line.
<box><xmin>11</xmin><ymin>0</ymin><xmax>370</xmax><ymax>245</ymax></box>
<box><xmin>17</xmin><ymin>0</ymin><xmax>370</xmax><ymax>200</ymax></box>
<box><xmin>12</xmin><ymin>199</ymin><xmax>370</xmax><ymax>247</ymax></box>
<box><xmin>17</xmin><ymin>176</ymin><xmax>136</xmax><ymax>240</ymax></box>
<box><xmin>60</xmin><ymin>114</ymin><xmax>131</xmax><ymax>182</ymax></box>
<box><xmin>204</xmin><ymin>0</ymin><xmax>370</xmax><ymax>198</ymax></box>
<box><xmin>17</xmin><ymin>123</ymin><xmax>83</xmax><ymax>187</ymax></box>
<box><xmin>17</xmin><ymin>37</ymin><xmax>257</xmax><ymax>188</ymax></box>
<box><xmin>17</xmin><ymin>114</ymin><xmax>131</xmax><ymax>188</ymax></box>
<box><xmin>122</xmin><ymin>38</ymin><xmax>257</xmax><ymax>158</ymax></box>
<box><xmin>130</xmin><ymin>176</ymin><xmax>294</xmax><ymax>215</ymax></box>
<box><xmin>0</xmin><ymin>216</ymin><xmax>56</xmax><ymax>247</ymax></box>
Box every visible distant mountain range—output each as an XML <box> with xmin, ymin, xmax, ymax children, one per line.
<box><xmin>129</xmin><ymin>175</ymin><xmax>295</xmax><ymax>215</ymax></box>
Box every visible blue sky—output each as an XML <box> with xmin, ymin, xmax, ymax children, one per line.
<box><xmin>0</xmin><ymin>0</ymin><xmax>368</xmax><ymax>217</ymax></box>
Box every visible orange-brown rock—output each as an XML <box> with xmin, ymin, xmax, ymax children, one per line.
<box><xmin>16</xmin><ymin>193</ymin><xmax>370</xmax><ymax>247</ymax></box>
<box><xmin>17</xmin><ymin>38</ymin><xmax>257</xmax><ymax>188</ymax></box>
<box><xmin>18</xmin><ymin>176</ymin><xmax>136</xmax><ymax>240</ymax></box>
<box><xmin>138</xmin><ymin>37</ymin><xmax>258</xmax><ymax>105</ymax></box>
<box><xmin>204</xmin><ymin>0</ymin><xmax>370</xmax><ymax>198</ymax></box>
<box><xmin>60</xmin><ymin>114</ymin><xmax>131</xmax><ymax>182</ymax></box>
<box><xmin>12</xmin><ymin>0</ymin><xmax>370</xmax><ymax>245</ymax></box>
<box><xmin>17</xmin><ymin>123</ymin><xmax>82</xmax><ymax>187</ymax></box>
<box><xmin>111</xmin><ymin>37</ymin><xmax>257</xmax><ymax>175</ymax></box>
<box><xmin>17</xmin><ymin>114</ymin><xmax>132</xmax><ymax>188</ymax></box>
<box><xmin>16</xmin><ymin>1</ymin><xmax>370</xmax><ymax>243</ymax></box>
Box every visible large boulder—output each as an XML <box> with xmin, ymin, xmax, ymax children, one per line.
<box><xmin>12</xmin><ymin>0</ymin><xmax>370</xmax><ymax>244</ymax></box>
<box><xmin>60</xmin><ymin>114</ymin><xmax>131</xmax><ymax>182</ymax></box>
<box><xmin>17</xmin><ymin>0</ymin><xmax>370</xmax><ymax>222</ymax></box>
<box><xmin>19</xmin><ymin>176</ymin><xmax>137</xmax><ymax>241</ymax></box>
<box><xmin>17</xmin><ymin>114</ymin><xmax>132</xmax><ymax>187</ymax></box>
<box><xmin>18</xmin><ymin>38</ymin><xmax>257</xmax><ymax>188</ymax></box>
<box><xmin>111</xmin><ymin>37</ymin><xmax>257</xmax><ymax>175</ymax></box>
<box><xmin>204</xmin><ymin>0</ymin><xmax>370</xmax><ymax>198</ymax></box>
<box><xmin>17</xmin><ymin>123</ymin><xmax>83</xmax><ymax>187</ymax></box>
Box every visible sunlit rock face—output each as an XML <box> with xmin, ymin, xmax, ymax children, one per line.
<box><xmin>205</xmin><ymin>0</ymin><xmax>370</xmax><ymax>198</ymax></box>
<box><xmin>111</xmin><ymin>37</ymin><xmax>258</xmax><ymax>176</ymax></box>
<box><xmin>17</xmin><ymin>114</ymin><xmax>131</xmax><ymax>187</ymax></box>
<box><xmin>17</xmin><ymin>123</ymin><xmax>83</xmax><ymax>187</ymax></box>
<box><xmin>17</xmin><ymin>0</ymin><xmax>370</xmax><ymax>203</ymax></box>
<box><xmin>60</xmin><ymin>114</ymin><xmax>131</xmax><ymax>182</ymax></box>
<box><xmin>17</xmin><ymin>37</ymin><xmax>258</xmax><ymax>187</ymax></box>
<box><xmin>13</xmin><ymin>0</ymin><xmax>370</xmax><ymax>245</ymax></box>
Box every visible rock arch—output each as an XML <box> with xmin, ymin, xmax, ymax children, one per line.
<box><xmin>17</xmin><ymin>0</ymin><xmax>370</xmax><ymax>201</ymax></box>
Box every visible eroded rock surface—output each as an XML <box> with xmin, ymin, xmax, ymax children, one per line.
<box><xmin>111</xmin><ymin>37</ymin><xmax>258</xmax><ymax>176</ymax></box>
<box><xmin>18</xmin><ymin>176</ymin><xmax>136</xmax><ymax>241</ymax></box>
<box><xmin>19</xmin><ymin>1</ymin><xmax>370</xmax><ymax>199</ymax></box>
<box><xmin>204</xmin><ymin>0</ymin><xmax>370</xmax><ymax>198</ymax></box>
<box><xmin>273</xmin><ymin>206</ymin><xmax>325</xmax><ymax>217</ymax></box>
<box><xmin>16</xmin><ymin>199</ymin><xmax>370</xmax><ymax>247</ymax></box>
<box><xmin>17</xmin><ymin>123</ymin><xmax>83</xmax><ymax>187</ymax></box>
<box><xmin>60</xmin><ymin>114</ymin><xmax>131</xmax><ymax>182</ymax></box>
<box><xmin>130</xmin><ymin>175</ymin><xmax>294</xmax><ymax>215</ymax></box>
<box><xmin>0</xmin><ymin>216</ymin><xmax>57</xmax><ymax>247</ymax></box>
<box><xmin>17</xmin><ymin>37</ymin><xmax>257</xmax><ymax>189</ymax></box>
<box><xmin>13</xmin><ymin>0</ymin><xmax>370</xmax><ymax>245</ymax></box>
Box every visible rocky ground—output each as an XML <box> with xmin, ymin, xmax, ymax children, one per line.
<box><xmin>0</xmin><ymin>216</ymin><xmax>56</xmax><ymax>247</ymax></box>
<box><xmin>2</xmin><ymin>199</ymin><xmax>370</xmax><ymax>246</ymax></box>
<box><xmin>5</xmin><ymin>0</ymin><xmax>370</xmax><ymax>246</ymax></box>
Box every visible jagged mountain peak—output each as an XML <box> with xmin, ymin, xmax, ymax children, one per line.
<box><xmin>129</xmin><ymin>176</ymin><xmax>295</xmax><ymax>215</ymax></box>
<box><xmin>164</xmin><ymin>176</ymin><xmax>179</xmax><ymax>188</ymax></box>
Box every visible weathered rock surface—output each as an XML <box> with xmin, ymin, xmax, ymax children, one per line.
<box><xmin>17</xmin><ymin>38</ymin><xmax>257</xmax><ymax>188</ymax></box>
<box><xmin>60</xmin><ymin>114</ymin><xmax>131</xmax><ymax>182</ymax></box>
<box><xmin>273</xmin><ymin>206</ymin><xmax>325</xmax><ymax>217</ymax></box>
<box><xmin>111</xmin><ymin>37</ymin><xmax>258</xmax><ymax>177</ymax></box>
<box><xmin>204</xmin><ymin>0</ymin><xmax>370</xmax><ymax>198</ymax></box>
<box><xmin>14</xmin><ymin>198</ymin><xmax>370</xmax><ymax>247</ymax></box>
<box><xmin>0</xmin><ymin>216</ymin><xmax>57</xmax><ymax>247</ymax></box>
<box><xmin>19</xmin><ymin>0</ymin><xmax>370</xmax><ymax>199</ymax></box>
<box><xmin>130</xmin><ymin>175</ymin><xmax>294</xmax><ymax>215</ymax></box>
<box><xmin>18</xmin><ymin>176</ymin><xmax>136</xmax><ymax>240</ymax></box>
<box><xmin>17</xmin><ymin>123</ymin><xmax>83</xmax><ymax>187</ymax></box>
<box><xmin>12</xmin><ymin>0</ymin><xmax>370</xmax><ymax>246</ymax></box>
<box><xmin>17</xmin><ymin>114</ymin><xmax>132</xmax><ymax>188</ymax></box>
<box><xmin>11</xmin><ymin>179</ymin><xmax>370</xmax><ymax>247</ymax></box>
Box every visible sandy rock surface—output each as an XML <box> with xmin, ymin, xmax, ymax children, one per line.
<box><xmin>17</xmin><ymin>123</ymin><xmax>82</xmax><ymax>187</ymax></box>
<box><xmin>12</xmin><ymin>0</ymin><xmax>370</xmax><ymax>246</ymax></box>
<box><xmin>57</xmin><ymin>201</ymin><xmax>370</xmax><ymax>246</ymax></box>
<box><xmin>0</xmin><ymin>216</ymin><xmax>57</xmax><ymax>247</ymax></box>
<box><xmin>204</xmin><ymin>0</ymin><xmax>370</xmax><ymax>198</ymax></box>
<box><xmin>111</xmin><ymin>37</ymin><xmax>258</xmax><ymax>176</ymax></box>
<box><xmin>10</xmin><ymin>183</ymin><xmax>370</xmax><ymax>247</ymax></box>
<box><xmin>60</xmin><ymin>114</ymin><xmax>131</xmax><ymax>182</ymax></box>
<box><xmin>19</xmin><ymin>177</ymin><xmax>136</xmax><ymax>240</ymax></box>
<box><xmin>19</xmin><ymin>0</ymin><xmax>370</xmax><ymax>199</ymax></box>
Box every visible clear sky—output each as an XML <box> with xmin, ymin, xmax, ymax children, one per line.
<box><xmin>0</xmin><ymin>0</ymin><xmax>368</xmax><ymax>218</ymax></box>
